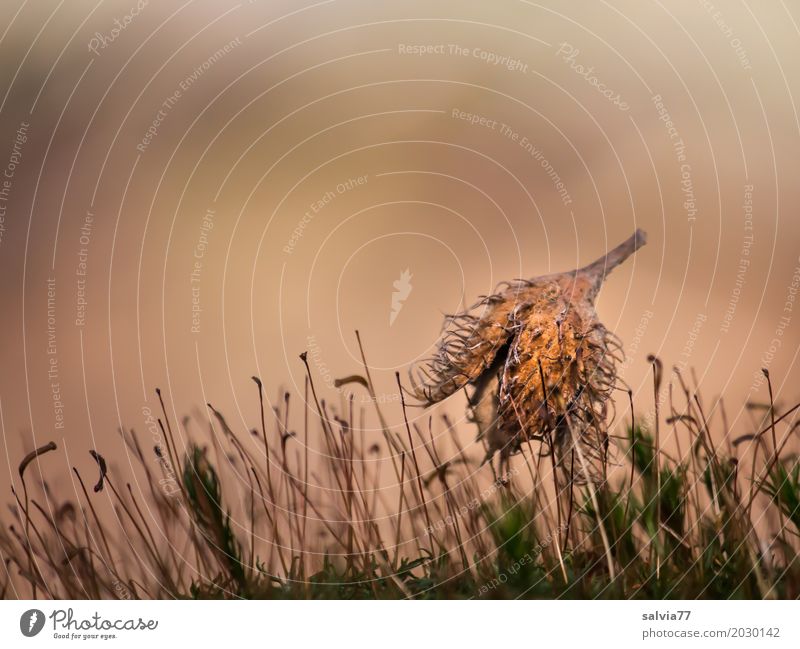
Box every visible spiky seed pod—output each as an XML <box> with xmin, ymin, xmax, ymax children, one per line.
<box><xmin>409</xmin><ymin>229</ymin><xmax>647</xmax><ymax>482</ymax></box>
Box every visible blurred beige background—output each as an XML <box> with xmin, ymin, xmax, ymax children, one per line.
<box><xmin>0</xmin><ymin>0</ymin><xmax>798</xmax><ymax>493</ymax></box>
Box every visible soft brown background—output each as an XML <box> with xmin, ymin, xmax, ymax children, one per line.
<box><xmin>0</xmin><ymin>0</ymin><xmax>798</xmax><ymax>494</ymax></box>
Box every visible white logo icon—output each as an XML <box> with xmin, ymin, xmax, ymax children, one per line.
<box><xmin>390</xmin><ymin>269</ymin><xmax>413</xmax><ymax>326</ymax></box>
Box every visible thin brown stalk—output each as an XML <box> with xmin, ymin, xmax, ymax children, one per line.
<box><xmin>396</xmin><ymin>372</ymin><xmax>435</xmax><ymax>554</ymax></box>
